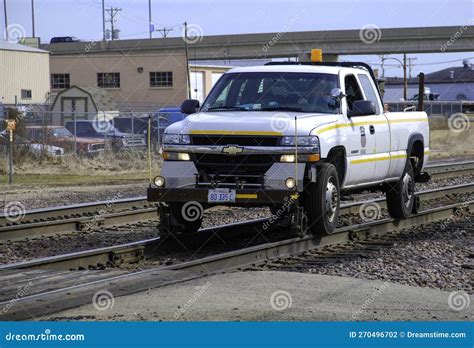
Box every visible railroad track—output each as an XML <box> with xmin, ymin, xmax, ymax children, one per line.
<box><xmin>426</xmin><ymin>160</ymin><xmax>474</xmax><ymax>179</ymax></box>
<box><xmin>0</xmin><ymin>199</ymin><xmax>471</xmax><ymax>320</ymax></box>
<box><xmin>0</xmin><ymin>160</ymin><xmax>473</xmax><ymax>241</ymax></box>
<box><xmin>1</xmin><ymin>182</ymin><xmax>472</xmax><ymax>270</ymax></box>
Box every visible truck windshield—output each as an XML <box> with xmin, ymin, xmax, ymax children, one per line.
<box><xmin>202</xmin><ymin>72</ymin><xmax>339</xmax><ymax>114</ymax></box>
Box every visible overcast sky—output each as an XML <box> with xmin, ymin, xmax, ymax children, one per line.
<box><xmin>2</xmin><ymin>0</ymin><xmax>474</xmax><ymax>76</ymax></box>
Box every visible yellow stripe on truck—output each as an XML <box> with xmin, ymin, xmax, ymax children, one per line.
<box><xmin>190</xmin><ymin>130</ymin><xmax>282</xmax><ymax>136</ymax></box>
<box><xmin>236</xmin><ymin>194</ymin><xmax>258</xmax><ymax>199</ymax></box>
<box><xmin>316</xmin><ymin>118</ymin><xmax>428</xmax><ymax>135</ymax></box>
<box><xmin>351</xmin><ymin>153</ymin><xmax>406</xmax><ymax>164</ymax></box>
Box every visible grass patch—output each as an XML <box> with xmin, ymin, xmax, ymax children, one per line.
<box><xmin>0</xmin><ymin>172</ymin><xmax>149</xmax><ymax>186</ymax></box>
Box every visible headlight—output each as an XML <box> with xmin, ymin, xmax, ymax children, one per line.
<box><xmin>163</xmin><ymin>152</ymin><xmax>191</xmax><ymax>161</ymax></box>
<box><xmin>280</xmin><ymin>136</ymin><xmax>319</xmax><ymax>147</ymax></box>
<box><xmin>163</xmin><ymin>133</ymin><xmax>191</xmax><ymax>144</ymax></box>
<box><xmin>285</xmin><ymin>177</ymin><xmax>297</xmax><ymax>189</ymax></box>
<box><xmin>153</xmin><ymin>175</ymin><xmax>165</xmax><ymax>187</ymax></box>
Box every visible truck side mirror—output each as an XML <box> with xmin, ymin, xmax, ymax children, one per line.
<box><xmin>181</xmin><ymin>99</ymin><xmax>200</xmax><ymax>115</ymax></box>
<box><xmin>348</xmin><ymin>100</ymin><xmax>376</xmax><ymax>117</ymax></box>
<box><xmin>329</xmin><ymin>88</ymin><xmax>345</xmax><ymax>109</ymax></box>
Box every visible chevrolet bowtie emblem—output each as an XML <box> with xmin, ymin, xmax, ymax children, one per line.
<box><xmin>222</xmin><ymin>145</ymin><xmax>244</xmax><ymax>155</ymax></box>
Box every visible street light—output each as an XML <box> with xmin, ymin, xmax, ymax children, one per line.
<box><xmin>382</xmin><ymin>54</ymin><xmax>408</xmax><ymax>101</ymax></box>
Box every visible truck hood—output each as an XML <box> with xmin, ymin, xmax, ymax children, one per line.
<box><xmin>165</xmin><ymin>111</ymin><xmax>340</xmax><ymax>136</ymax></box>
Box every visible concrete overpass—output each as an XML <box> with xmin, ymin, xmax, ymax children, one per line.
<box><xmin>43</xmin><ymin>26</ymin><xmax>474</xmax><ymax>60</ymax></box>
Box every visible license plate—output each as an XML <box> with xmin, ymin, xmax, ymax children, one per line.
<box><xmin>208</xmin><ymin>189</ymin><xmax>236</xmax><ymax>203</ymax></box>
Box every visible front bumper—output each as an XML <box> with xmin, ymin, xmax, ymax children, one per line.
<box><xmin>147</xmin><ymin>187</ymin><xmax>298</xmax><ymax>206</ymax></box>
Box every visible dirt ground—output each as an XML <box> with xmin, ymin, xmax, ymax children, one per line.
<box><xmin>45</xmin><ymin>271</ymin><xmax>473</xmax><ymax>321</ymax></box>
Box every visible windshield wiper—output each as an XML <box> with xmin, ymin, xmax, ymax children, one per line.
<box><xmin>205</xmin><ymin>105</ymin><xmax>249</xmax><ymax>111</ymax></box>
<box><xmin>260</xmin><ymin>106</ymin><xmax>303</xmax><ymax>112</ymax></box>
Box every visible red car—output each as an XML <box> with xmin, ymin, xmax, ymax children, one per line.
<box><xmin>25</xmin><ymin>126</ymin><xmax>106</xmax><ymax>155</ymax></box>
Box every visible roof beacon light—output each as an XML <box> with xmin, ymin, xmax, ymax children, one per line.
<box><xmin>311</xmin><ymin>49</ymin><xmax>323</xmax><ymax>63</ymax></box>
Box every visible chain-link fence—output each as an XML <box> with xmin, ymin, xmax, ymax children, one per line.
<box><xmin>0</xmin><ymin>106</ymin><xmax>186</xmax><ymax>159</ymax></box>
<box><xmin>385</xmin><ymin>100</ymin><xmax>474</xmax><ymax>116</ymax></box>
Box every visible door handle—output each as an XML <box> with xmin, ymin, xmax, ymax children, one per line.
<box><xmin>369</xmin><ymin>125</ymin><xmax>375</xmax><ymax>134</ymax></box>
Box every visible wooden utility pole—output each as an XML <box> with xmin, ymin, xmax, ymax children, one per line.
<box><xmin>106</xmin><ymin>7</ymin><xmax>121</xmax><ymax>40</ymax></box>
<box><xmin>157</xmin><ymin>27</ymin><xmax>173</xmax><ymax>38</ymax></box>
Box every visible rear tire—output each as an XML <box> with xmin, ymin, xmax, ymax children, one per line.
<box><xmin>386</xmin><ymin>160</ymin><xmax>415</xmax><ymax>219</ymax></box>
<box><xmin>169</xmin><ymin>202</ymin><xmax>203</xmax><ymax>234</ymax></box>
<box><xmin>304</xmin><ymin>163</ymin><xmax>340</xmax><ymax>236</ymax></box>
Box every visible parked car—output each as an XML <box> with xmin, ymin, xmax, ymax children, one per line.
<box><xmin>25</xmin><ymin>126</ymin><xmax>105</xmax><ymax>155</ymax></box>
<box><xmin>50</xmin><ymin>36</ymin><xmax>80</xmax><ymax>43</ymax></box>
<box><xmin>0</xmin><ymin>131</ymin><xmax>64</xmax><ymax>157</ymax></box>
<box><xmin>154</xmin><ymin>107</ymin><xmax>187</xmax><ymax>143</ymax></box>
<box><xmin>65</xmin><ymin>120</ymin><xmax>146</xmax><ymax>149</ymax></box>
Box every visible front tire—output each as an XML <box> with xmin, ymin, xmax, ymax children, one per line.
<box><xmin>386</xmin><ymin>160</ymin><xmax>416</xmax><ymax>219</ymax></box>
<box><xmin>304</xmin><ymin>163</ymin><xmax>340</xmax><ymax>236</ymax></box>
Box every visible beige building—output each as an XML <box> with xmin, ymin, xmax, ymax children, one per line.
<box><xmin>46</xmin><ymin>40</ymin><xmax>189</xmax><ymax>110</ymax></box>
<box><xmin>0</xmin><ymin>41</ymin><xmax>50</xmax><ymax>105</ymax></box>
<box><xmin>189</xmin><ymin>65</ymin><xmax>232</xmax><ymax>103</ymax></box>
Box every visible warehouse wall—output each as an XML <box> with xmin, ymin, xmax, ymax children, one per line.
<box><xmin>0</xmin><ymin>49</ymin><xmax>50</xmax><ymax>104</ymax></box>
<box><xmin>50</xmin><ymin>52</ymin><xmax>188</xmax><ymax>107</ymax></box>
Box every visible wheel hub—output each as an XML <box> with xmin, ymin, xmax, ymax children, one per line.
<box><xmin>402</xmin><ymin>172</ymin><xmax>414</xmax><ymax>209</ymax></box>
<box><xmin>325</xmin><ymin>177</ymin><xmax>339</xmax><ymax>222</ymax></box>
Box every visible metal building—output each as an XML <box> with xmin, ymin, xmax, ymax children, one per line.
<box><xmin>0</xmin><ymin>41</ymin><xmax>50</xmax><ymax>105</ymax></box>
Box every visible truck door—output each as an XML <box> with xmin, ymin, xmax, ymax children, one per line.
<box><xmin>357</xmin><ymin>73</ymin><xmax>390</xmax><ymax>181</ymax></box>
<box><xmin>342</xmin><ymin>74</ymin><xmax>377</xmax><ymax>186</ymax></box>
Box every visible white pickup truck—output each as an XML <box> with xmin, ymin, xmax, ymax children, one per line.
<box><xmin>148</xmin><ymin>62</ymin><xmax>430</xmax><ymax>236</ymax></box>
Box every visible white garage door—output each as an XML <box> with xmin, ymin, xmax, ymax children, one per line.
<box><xmin>190</xmin><ymin>71</ymin><xmax>205</xmax><ymax>103</ymax></box>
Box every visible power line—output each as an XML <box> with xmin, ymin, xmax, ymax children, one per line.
<box><xmin>368</xmin><ymin>57</ymin><xmax>474</xmax><ymax>67</ymax></box>
<box><xmin>156</xmin><ymin>27</ymin><xmax>173</xmax><ymax>38</ymax></box>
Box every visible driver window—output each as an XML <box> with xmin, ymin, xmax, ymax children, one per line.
<box><xmin>344</xmin><ymin>74</ymin><xmax>364</xmax><ymax>112</ymax></box>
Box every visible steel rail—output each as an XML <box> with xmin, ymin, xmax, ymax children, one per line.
<box><xmin>1</xmin><ymin>160</ymin><xmax>472</xmax><ymax>227</ymax></box>
<box><xmin>1</xmin><ymin>183</ymin><xmax>472</xmax><ymax>271</ymax></box>
<box><xmin>1</xmin><ymin>200</ymin><xmax>471</xmax><ymax>321</ymax></box>
<box><xmin>1</xmin><ymin>181</ymin><xmax>472</xmax><ymax>242</ymax></box>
